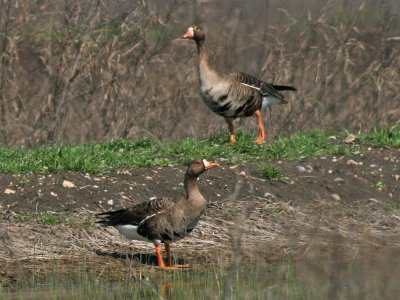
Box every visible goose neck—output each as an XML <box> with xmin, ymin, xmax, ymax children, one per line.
<box><xmin>196</xmin><ymin>39</ymin><xmax>209</xmax><ymax>63</ymax></box>
<box><xmin>184</xmin><ymin>173</ymin><xmax>202</xmax><ymax>200</ymax></box>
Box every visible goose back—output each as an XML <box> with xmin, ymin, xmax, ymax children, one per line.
<box><xmin>96</xmin><ymin>196</ymin><xmax>204</xmax><ymax>243</ymax></box>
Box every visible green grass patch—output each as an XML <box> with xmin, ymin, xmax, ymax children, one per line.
<box><xmin>374</xmin><ymin>180</ymin><xmax>386</xmax><ymax>190</ymax></box>
<box><xmin>359</xmin><ymin>126</ymin><xmax>400</xmax><ymax>148</ymax></box>
<box><xmin>15</xmin><ymin>212</ymin><xmax>74</xmax><ymax>225</ymax></box>
<box><xmin>0</xmin><ymin>128</ymin><xmax>398</xmax><ymax>174</ymax></box>
<box><xmin>261</xmin><ymin>164</ymin><xmax>288</xmax><ymax>183</ymax></box>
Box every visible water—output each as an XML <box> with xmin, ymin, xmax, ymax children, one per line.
<box><xmin>1</xmin><ymin>252</ymin><xmax>399</xmax><ymax>299</ymax></box>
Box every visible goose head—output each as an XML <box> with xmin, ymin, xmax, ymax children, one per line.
<box><xmin>182</xmin><ymin>26</ymin><xmax>205</xmax><ymax>42</ymax></box>
<box><xmin>186</xmin><ymin>159</ymin><xmax>219</xmax><ymax>177</ymax></box>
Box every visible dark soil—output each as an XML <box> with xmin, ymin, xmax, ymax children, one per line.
<box><xmin>1</xmin><ymin>147</ymin><xmax>398</xmax><ymax>214</ymax></box>
<box><xmin>1</xmin><ymin>146</ymin><xmax>399</xmax><ymax>286</ymax></box>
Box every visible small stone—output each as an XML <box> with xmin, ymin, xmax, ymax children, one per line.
<box><xmin>331</xmin><ymin>193</ymin><xmax>341</xmax><ymax>201</ymax></box>
<box><xmin>50</xmin><ymin>192</ymin><xmax>58</xmax><ymax>197</ymax></box>
<box><xmin>395</xmin><ymin>175</ymin><xmax>400</xmax><ymax>181</ymax></box>
<box><xmin>296</xmin><ymin>166</ymin><xmax>306</xmax><ymax>173</ymax></box>
<box><xmin>332</xmin><ymin>158</ymin><xmax>338</xmax><ymax>162</ymax></box>
<box><xmin>333</xmin><ymin>177</ymin><xmax>344</xmax><ymax>182</ymax></box>
<box><xmin>264</xmin><ymin>192</ymin><xmax>274</xmax><ymax>199</ymax></box>
<box><xmin>239</xmin><ymin>171</ymin><xmax>246</xmax><ymax>176</ymax></box>
<box><xmin>107</xmin><ymin>199</ymin><xmax>114</xmax><ymax>206</ymax></box>
<box><xmin>62</xmin><ymin>180</ymin><xmax>75</xmax><ymax>188</ymax></box>
<box><xmin>4</xmin><ymin>188</ymin><xmax>16</xmax><ymax>194</ymax></box>
<box><xmin>328</xmin><ymin>170</ymin><xmax>333</xmax><ymax>174</ymax></box>
<box><xmin>150</xmin><ymin>197</ymin><xmax>157</xmax><ymax>200</ymax></box>
<box><xmin>145</xmin><ymin>176</ymin><xmax>152</xmax><ymax>180</ymax></box>
<box><xmin>343</xmin><ymin>133</ymin><xmax>356</xmax><ymax>144</ymax></box>
<box><xmin>305</xmin><ymin>165</ymin><xmax>313</xmax><ymax>172</ymax></box>
<box><xmin>347</xmin><ymin>159</ymin><xmax>359</xmax><ymax>165</ymax></box>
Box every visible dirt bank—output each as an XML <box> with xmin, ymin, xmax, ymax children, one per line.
<box><xmin>1</xmin><ymin>147</ymin><xmax>399</xmax><ymax>285</ymax></box>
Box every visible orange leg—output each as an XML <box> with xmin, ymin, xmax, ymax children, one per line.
<box><xmin>254</xmin><ymin>110</ymin><xmax>265</xmax><ymax>144</ymax></box>
<box><xmin>165</xmin><ymin>243</ymin><xmax>190</xmax><ymax>268</ymax></box>
<box><xmin>159</xmin><ymin>282</ymin><xmax>173</xmax><ymax>298</ymax></box>
<box><xmin>165</xmin><ymin>243</ymin><xmax>173</xmax><ymax>266</ymax></box>
<box><xmin>154</xmin><ymin>244</ymin><xmax>189</xmax><ymax>271</ymax></box>
<box><xmin>225</xmin><ymin>119</ymin><xmax>236</xmax><ymax>144</ymax></box>
<box><xmin>155</xmin><ymin>244</ymin><xmax>168</xmax><ymax>268</ymax></box>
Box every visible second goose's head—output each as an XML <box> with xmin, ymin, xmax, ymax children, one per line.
<box><xmin>182</xmin><ymin>26</ymin><xmax>205</xmax><ymax>42</ymax></box>
<box><xmin>186</xmin><ymin>159</ymin><xmax>219</xmax><ymax>177</ymax></box>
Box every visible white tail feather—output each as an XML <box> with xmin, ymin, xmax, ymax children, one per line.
<box><xmin>262</xmin><ymin>96</ymin><xmax>286</xmax><ymax>109</ymax></box>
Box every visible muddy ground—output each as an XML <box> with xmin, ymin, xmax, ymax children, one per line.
<box><xmin>0</xmin><ymin>146</ymin><xmax>399</xmax><ymax>286</ymax></box>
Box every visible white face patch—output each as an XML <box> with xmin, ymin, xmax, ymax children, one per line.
<box><xmin>188</xmin><ymin>27</ymin><xmax>194</xmax><ymax>38</ymax></box>
<box><xmin>202</xmin><ymin>159</ymin><xmax>210</xmax><ymax>168</ymax></box>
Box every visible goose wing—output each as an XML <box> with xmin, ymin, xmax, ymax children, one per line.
<box><xmin>231</xmin><ymin>72</ymin><xmax>295</xmax><ymax>100</ymax></box>
<box><xmin>95</xmin><ymin>197</ymin><xmax>175</xmax><ymax>227</ymax></box>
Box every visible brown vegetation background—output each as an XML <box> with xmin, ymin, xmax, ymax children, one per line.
<box><xmin>0</xmin><ymin>0</ymin><xmax>399</xmax><ymax>147</ymax></box>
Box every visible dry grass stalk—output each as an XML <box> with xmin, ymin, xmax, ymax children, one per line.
<box><xmin>0</xmin><ymin>0</ymin><xmax>398</xmax><ymax>146</ymax></box>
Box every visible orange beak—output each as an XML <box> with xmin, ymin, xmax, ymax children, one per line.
<box><xmin>203</xmin><ymin>160</ymin><xmax>220</xmax><ymax>169</ymax></box>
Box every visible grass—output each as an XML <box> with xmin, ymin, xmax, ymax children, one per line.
<box><xmin>0</xmin><ymin>257</ymin><xmax>332</xmax><ymax>300</ymax></box>
<box><xmin>359</xmin><ymin>126</ymin><xmax>400</xmax><ymax>148</ymax></box>
<box><xmin>374</xmin><ymin>180</ymin><xmax>387</xmax><ymax>190</ymax></box>
<box><xmin>0</xmin><ymin>262</ymin><xmax>303</xmax><ymax>299</ymax></box>
<box><xmin>261</xmin><ymin>164</ymin><xmax>288</xmax><ymax>183</ymax></box>
<box><xmin>1</xmin><ymin>254</ymin><xmax>397</xmax><ymax>299</ymax></box>
<box><xmin>0</xmin><ymin>128</ymin><xmax>398</xmax><ymax>174</ymax></box>
<box><xmin>15</xmin><ymin>212</ymin><xmax>74</xmax><ymax>225</ymax></box>
<box><xmin>382</xmin><ymin>202</ymin><xmax>396</xmax><ymax>213</ymax></box>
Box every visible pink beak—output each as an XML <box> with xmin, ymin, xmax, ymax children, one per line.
<box><xmin>182</xmin><ymin>30</ymin><xmax>193</xmax><ymax>39</ymax></box>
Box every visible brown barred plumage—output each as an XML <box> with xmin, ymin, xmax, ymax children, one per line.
<box><xmin>182</xmin><ymin>26</ymin><xmax>296</xmax><ymax>144</ymax></box>
<box><xmin>95</xmin><ymin>159</ymin><xmax>220</xmax><ymax>270</ymax></box>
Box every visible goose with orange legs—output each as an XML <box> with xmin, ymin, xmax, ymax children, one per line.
<box><xmin>96</xmin><ymin>159</ymin><xmax>220</xmax><ymax>270</ymax></box>
<box><xmin>182</xmin><ymin>26</ymin><xmax>296</xmax><ymax>144</ymax></box>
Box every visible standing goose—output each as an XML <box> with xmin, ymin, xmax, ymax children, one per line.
<box><xmin>182</xmin><ymin>26</ymin><xmax>296</xmax><ymax>144</ymax></box>
<box><xmin>95</xmin><ymin>159</ymin><xmax>220</xmax><ymax>270</ymax></box>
